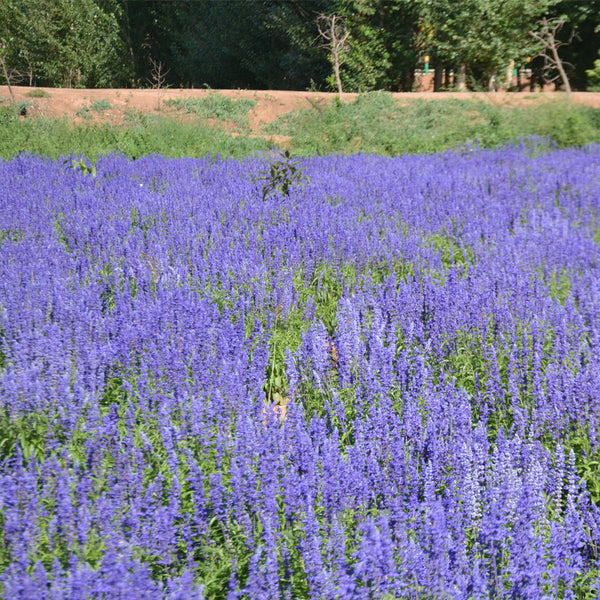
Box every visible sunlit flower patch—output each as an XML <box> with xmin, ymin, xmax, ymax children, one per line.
<box><xmin>1</xmin><ymin>140</ymin><xmax>600</xmax><ymax>598</ymax></box>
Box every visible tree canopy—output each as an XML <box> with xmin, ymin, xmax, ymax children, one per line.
<box><xmin>1</xmin><ymin>0</ymin><xmax>599</xmax><ymax>91</ymax></box>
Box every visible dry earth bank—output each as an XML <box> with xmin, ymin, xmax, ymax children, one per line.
<box><xmin>3</xmin><ymin>86</ymin><xmax>600</xmax><ymax>139</ymax></box>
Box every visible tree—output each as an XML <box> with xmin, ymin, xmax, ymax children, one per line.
<box><xmin>0</xmin><ymin>0</ymin><xmax>124</xmax><ymax>88</ymax></box>
<box><xmin>137</xmin><ymin>0</ymin><xmax>330</xmax><ymax>90</ymax></box>
<box><xmin>419</xmin><ymin>0</ymin><xmax>559</xmax><ymax>91</ymax></box>
<box><xmin>0</xmin><ymin>44</ymin><xmax>24</xmax><ymax>106</ymax></box>
<box><xmin>0</xmin><ymin>1</ymin><xmax>24</xmax><ymax>103</ymax></box>
<box><xmin>334</xmin><ymin>0</ymin><xmax>421</xmax><ymax>92</ymax></box>
<box><xmin>316</xmin><ymin>13</ymin><xmax>350</xmax><ymax>98</ymax></box>
<box><xmin>586</xmin><ymin>55</ymin><xmax>600</xmax><ymax>90</ymax></box>
<box><xmin>530</xmin><ymin>16</ymin><xmax>575</xmax><ymax>94</ymax></box>
<box><xmin>553</xmin><ymin>0</ymin><xmax>600</xmax><ymax>89</ymax></box>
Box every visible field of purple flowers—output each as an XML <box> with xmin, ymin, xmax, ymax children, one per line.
<box><xmin>1</xmin><ymin>140</ymin><xmax>600</xmax><ymax>599</ymax></box>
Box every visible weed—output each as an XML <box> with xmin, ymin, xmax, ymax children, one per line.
<box><xmin>0</xmin><ymin>100</ymin><xmax>31</xmax><ymax>122</ymax></box>
<box><xmin>254</xmin><ymin>150</ymin><xmax>309</xmax><ymax>201</ymax></box>
<box><xmin>2</xmin><ymin>96</ymin><xmax>600</xmax><ymax>159</ymax></box>
<box><xmin>76</xmin><ymin>98</ymin><xmax>112</xmax><ymax>117</ymax></box>
<box><xmin>0</xmin><ymin>116</ymin><xmax>269</xmax><ymax>159</ymax></box>
<box><xmin>63</xmin><ymin>157</ymin><xmax>96</xmax><ymax>177</ymax></box>
<box><xmin>0</xmin><ymin>229</ymin><xmax>23</xmax><ymax>246</ymax></box>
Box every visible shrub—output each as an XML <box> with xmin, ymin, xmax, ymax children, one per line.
<box><xmin>586</xmin><ymin>57</ymin><xmax>600</xmax><ymax>91</ymax></box>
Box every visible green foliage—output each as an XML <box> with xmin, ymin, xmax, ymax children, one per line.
<box><xmin>427</xmin><ymin>232</ymin><xmax>474</xmax><ymax>273</ymax></box>
<box><xmin>419</xmin><ymin>0</ymin><xmax>559</xmax><ymax>88</ymax></box>
<box><xmin>25</xmin><ymin>89</ymin><xmax>50</xmax><ymax>98</ymax></box>
<box><xmin>0</xmin><ymin>229</ymin><xmax>23</xmax><ymax>247</ymax></box>
<box><xmin>268</xmin><ymin>94</ymin><xmax>600</xmax><ymax>155</ymax></box>
<box><xmin>164</xmin><ymin>93</ymin><xmax>256</xmax><ymax>128</ymax></box>
<box><xmin>555</xmin><ymin>0</ymin><xmax>600</xmax><ymax>90</ymax></box>
<box><xmin>0</xmin><ymin>410</ymin><xmax>49</xmax><ymax>462</ymax></box>
<box><xmin>76</xmin><ymin>99</ymin><xmax>112</xmax><ymax>117</ymax></box>
<box><xmin>586</xmin><ymin>57</ymin><xmax>600</xmax><ymax>90</ymax></box>
<box><xmin>63</xmin><ymin>157</ymin><xmax>97</xmax><ymax>178</ymax></box>
<box><xmin>508</xmin><ymin>101</ymin><xmax>600</xmax><ymax>148</ymax></box>
<box><xmin>1</xmin><ymin>0</ymin><xmax>599</xmax><ymax>92</ymax></box>
<box><xmin>0</xmin><ymin>116</ymin><xmax>269</xmax><ymax>160</ymax></box>
<box><xmin>90</xmin><ymin>98</ymin><xmax>112</xmax><ymax>113</ymax></box>
<box><xmin>159</xmin><ymin>0</ymin><xmax>331</xmax><ymax>90</ymax></box>
<box><xmin>0</xmin><ymin>0</ymin><xmax>124</xmax><ymax>88</ymax></box>
<box><xmin>1</xmin><ymin>96</ymin><xmax>600</xmax><ymax>161</ymax></box>
<box><xmin>567</xmin><ymin>425</ymin><xmax>600</xmax><ymax>507</ymax></box>
<box><xmin>254</xmin><ymin>150</ymin><xmax>309</xmax><ymax>201</ymax></box>
<box><xmin>338</xmin><ymin>0</ymin><xmax>421</xmax><ymax>92</ymax></box>
<box><xmin>0</xmin><ymin>100</ymin><xmax>31</xmax><ymax>124</ymax></box>
<box><xmin>546</xmin><ymin>268</ymin><xmax>573</xmax><ymax>305</ymax></box>
<box><xmin>264</xmin><ymin>318</ymin><xmax>291</xmax><ymax>405</ymax></box>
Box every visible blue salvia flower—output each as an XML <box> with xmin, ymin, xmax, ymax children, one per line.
<box><xmin>2</xmin><ymin>146</ymin><xmax>600</xmax><ymax>596</ymax></box>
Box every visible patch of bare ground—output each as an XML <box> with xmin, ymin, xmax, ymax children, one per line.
<box><xmin>3</xmin><ymin>86</ymin><xmax>600</xmax><ymax>139</ymax></box>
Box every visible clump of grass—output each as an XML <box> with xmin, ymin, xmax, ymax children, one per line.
<box><xmin>25</xmin><ymin>89</ymin><xmax>51</xmax><ymax>98</ymax></box>
<box><xmin>123</xmin><ymin>108</ymin><xmax>148</xmax><ymax>125</ymax></box>
<box><xmin>76</xmin><ymin>98</ymin><xmax>112</xmax><ymax>117</ymax></box>
<box><xmin>164</xmin><ymin>92</ymin><xmax>256</xmax><ymax>128</ymax></box>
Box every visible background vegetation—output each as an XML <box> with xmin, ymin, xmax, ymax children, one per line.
<box><xmin>1</xmin><ymin>0</ymin><xmax>600</xmax><ymax>92</ymax></box>
<box><xmin>1</xmin><ymin>94</ymin><xmax>600</xmax><ymax>160</ymax></box>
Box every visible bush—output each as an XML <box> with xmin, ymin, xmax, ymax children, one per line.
<box><xmin>586</xmin><ymin>57</ymin><xmax>600</xmax><ymax>91</ymax></box>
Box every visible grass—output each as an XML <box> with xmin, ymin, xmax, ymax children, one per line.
<box><xmin>1</xmin><ymin>92</ymin><xmax>600</xmax><ymax>159</ymax></box>
<box><xmin>0</xmin><ymin>115</ymin><xmax>269</xmax><ymax>160</ymax></box>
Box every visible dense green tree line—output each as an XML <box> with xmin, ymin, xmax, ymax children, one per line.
<box><xmin>1</xmin><ymin>0</ymin><xmax>599</xmax><ymax>91</ymax></box>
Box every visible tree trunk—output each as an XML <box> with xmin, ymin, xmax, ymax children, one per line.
<box><xmin>0</xmin><ymin>57</ymin><xmax>15</xmax><ymax>106</ymax></box>
<box><xmin>551</xmin><ymin>42</ymin><xmax>571</xmax><ymax>94</ymax></box>
<box><xmin>488</xmin><ymin>69</ymin><xmax>497</xmax><ymax>92</ymax></box>
<box><xmin>504</xmin><ymin>60</ymin><xmax>514</xmax><ymax>90</ymax></box>
<box><xmin>456</xmin><ymin>63</ymin><xmax>467</xmax><ymax>90</ymax></box>
<box><xmin>434</xmin><ymin>64</ymin><xmax>444</xmax><ymax>91</ymax></box>
<box><xmin>333</xmin><ymin>54</ymin><xmax>343</xmax><ymax>100</ymax></box>
<box><xmin>530</xmin><ymin>66</ymin><xmax>538</xmax><ymax>92</ymax></box>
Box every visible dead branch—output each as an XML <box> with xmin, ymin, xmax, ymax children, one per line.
<box><xmin>530</xmin><ymin>17</ymin><xmax>576</xmax><ymax>94</ymax></box>
<box><xmin>147</xmin><ymin>57</ymin><xmax>171</xmax><ymax>90</ymax></box>
<box><xmin>315</xmin><ymin>13</ymin><xmax>350</xmax><ymax>100</ymax></box>
<box><xmin>0</xmin><ymin>46</ymin><xmax>24</xmax><ymax>107</ymax></box>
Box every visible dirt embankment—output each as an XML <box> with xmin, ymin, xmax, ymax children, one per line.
<box><xmin>3</xmin><ymin>85</ymin><xmax>600</xmax><ymax>136</ymax></box>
